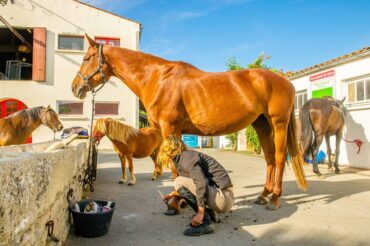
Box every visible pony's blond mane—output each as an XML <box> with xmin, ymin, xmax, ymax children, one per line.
<box><xmin>94</xmin><ymin>118</ymin><xmax>139</xmax><ymax>145</ymax></box>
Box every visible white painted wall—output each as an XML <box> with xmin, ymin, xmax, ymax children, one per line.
<box><xmin>290</xmin><ymin>55</ymin><xmax>370</xmax><ymax>169</ymax></box>
<box><xmin>0</xmin><ymin>0</ymin><xmax>141</xmax><ymax>148</ymax></box>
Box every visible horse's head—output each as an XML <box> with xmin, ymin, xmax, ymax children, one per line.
<box><xmin>41</xmin><ymin>106</ymin><xmax>63</xmax><ymax>132</ymax></box>
<box><xmin>92</xmin><ymin>118</ymin><xmax>110</xmax><ymax>144</ymax></box>
<box><xmin>335</xmin><ymin>97</ymin><xmax>347</xmax><ymax>116</ymax></box>
<box><xmin>71</xmin><ymin>34</ymin><xmax>112</xmax><ymax>99</ymax></box>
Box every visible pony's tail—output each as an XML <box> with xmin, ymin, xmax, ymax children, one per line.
<box><xmin>287</xmin><ymin>108</ymin><xmax>307</xmax><ymax>191</ymax></box>
<box><xmin>300</xmin><ymin>102</ymin><xmax>314</xmax><ymax>157</ymax></box>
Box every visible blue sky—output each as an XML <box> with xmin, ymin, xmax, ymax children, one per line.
<box><xmin>83</xmin><ymin>0</ymin><xmax>370</xmax><ymax>72</ymax></box>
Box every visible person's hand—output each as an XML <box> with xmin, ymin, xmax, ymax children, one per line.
<box><xmin>192</xmin><ymin>207</ymin><xmax>205</xmax><ymax>226</ymax></box>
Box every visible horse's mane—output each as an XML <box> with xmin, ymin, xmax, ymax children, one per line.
<box><xmin>8</xmin><ymin>106</ymin><xmax>44</xmax><ymax>122</ymax></box>
<box><xmin>94</xmin><ymin>118</ymin><xmax>139</xmax><ymax>144</ymax></box>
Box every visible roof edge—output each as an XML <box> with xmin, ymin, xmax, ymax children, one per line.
<box><xmin>73</xmin><ymin>0</ymin><xmax>142</xmax><ymax>26</ymax></box>
<box><xmin>288</xmin><ymin>47</ymin><xmax>370</xmax><ymax>80</ymax></box>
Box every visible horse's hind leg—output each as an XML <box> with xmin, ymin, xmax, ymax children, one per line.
<box><xmin>325</xmin><ymin>135</ymin><xmax>333</xmax><ymax>171</ymax></box>
<box><xmin>118</xmin><ymin>154</ymin><xmax>128</xmax><ymax>184</ymax></box>
<box><xmin>127</xmin><ymin>154</ymin><xmax>136</xmax><ymax>186</ymax></box>
<box><xmin>252</xmin><ymin>116</ymin><xmax>276</xmax><ymax>205</ymax></box>
<box><xmin>312</xmin><ymin>134</ymin><xmax>324</xmax><ymax>176</ymax></box>
<box><xmin>266</xmin><ymin>116</ymin><xmax>290</xmax><ymax>210</ymax></box>
<box><xmin>334</xmin><ymin>130</ymin><xmax>343</xmax><ymax>174</ymax></box>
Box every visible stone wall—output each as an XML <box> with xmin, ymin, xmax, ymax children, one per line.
<box><xmin>0</xmin><ymin>140</ymin><xmax>88</xmax><ymax>246</ymax></box>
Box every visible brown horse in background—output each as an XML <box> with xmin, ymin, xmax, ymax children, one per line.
<box><xmin>0</xmin><ymin>106</ymin><xmax>63</xmax><ymax>146</ymax></box>
<box><xmin>300</xmin><ymin>97</ymin><xmax>346</xmax><ymax>176</ymax></box>
<box><xmin>72</xmin><ymin>35</ymin><xmax>307</xmax><ymax>209</ymax></box>
<box><xmin>92</xmin><ymin>118</ymin><xmax>163</xmax><ymax>185</ymax></box>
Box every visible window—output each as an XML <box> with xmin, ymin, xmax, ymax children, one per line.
<box><xmin>295</xmin><ymin>90</ymin><xmax>308</xmax><ymax>111</ymax></box>
<box><xmin>0</xmin><ymin>27</ymin><xmax>36</xmax><ymax>80</ymax></box>
<box><xmin>58</xmin><ymin>35</ymin><xmax>84</xmax><ymax>50</ymax></box>
<box><xmin>95</xmin><ymin>37</ymin><xmax>120</xmax><ymax>46</ymax></box>
<box><xmin>95</xmin><ymin>102</ymin><xmax>119</xmax><ymax>115</ymax></box>
<box><xmin>57</xmin><ymin>101</ymin><xmax>83</xmax><ymax>115</ymax></box>
<box><xmin>346</xmin><ymin>78</ymin><xmax>370</xmax><ymax>103</ymax></box>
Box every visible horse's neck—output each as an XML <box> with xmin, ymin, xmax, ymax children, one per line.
<box><xmin>12</xmin><ymin>110</ymin><xmax>43</xmax><ymax>138</ymax></box>
<box><xmin>106</xmin><ymin>47</ymin><xmax>165</xmax><ymax>99</ymax></box>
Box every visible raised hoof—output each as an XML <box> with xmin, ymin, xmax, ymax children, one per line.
<box><xmin>335</xmin><ymin>169</ymin><xmax>341</xmax><ymax>174</ymax></box>
<box><xmin>255</xmin><ymin>195</ymin><xmax>268</xmax><ymax>205</ymax></box>
<box><xmin>266</xmin><ymin>200</ymin><xmax>281</xmax><ymax>210</ymax></box>
<box><xmin>164</xmin><ymin>207</ymin><xmax>179</xmax><ymax>216</ymax></box>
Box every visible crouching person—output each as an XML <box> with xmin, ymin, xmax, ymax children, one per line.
<box><xmin>161</xmin><ymin>136</ymin><xmax>234</xmax><ymax>236</ymax></box>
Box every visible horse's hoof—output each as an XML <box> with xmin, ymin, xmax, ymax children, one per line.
<box><xmin>118</xmin><ymin>180</ymin><xmax>125</xmax><ymax>184</ymax></box>
<box><xmin>266</xmin><ymin>200</ymin><xmax>280</xmax><ymax>210</ymax></box>
<box><xmin>314</xmin><ymin>171</ymin><xmax>322</xmax><ymax>177</ymax></box>
<box><xmin>328</xmin><ymin>167</ymin><xmax>334</xmax><ymax>173</ymax></box>
<box><xmin>128</xmin><ymin>182</ymin><xmax>135</xmax><ymax>186</ymax></box>
<box><xmin>151</xmin><ymin>177</ymin><xmax>156</xmax><ymax>181</ymax></box>
<box><xmin>335</xmin><ymin>169</ymin><xmax>340</xmax><ymax>174</ymax></box>
<box><xmin>255</xmin><ymin>195</ymin><xmax>268</xmax><ymax>205</ymax></box>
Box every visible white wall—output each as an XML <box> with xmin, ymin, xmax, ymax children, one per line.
<box><xmin>0</xmin><ymin>0</ymin><xmax>141</xmax><ymax>148</ymax></box>
<box><xmin>290</xmin><ymin>55</ymin><xmax>370</xmax><ymax>169</ymax></box>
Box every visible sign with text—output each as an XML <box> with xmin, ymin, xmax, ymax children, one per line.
<box><xmin>310</xmin><ymin>70</ymin><xmax>335</xmax><ymax>98</ymax></box>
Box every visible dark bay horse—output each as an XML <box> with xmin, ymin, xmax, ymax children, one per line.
<box><xmin>300</xmin><ymin>97</ymin><xmax>346</xmax><ymax>176</ymax></box>
<box><xmin>71</xmin><ymin>35</ymin><xmax>307</xmax><ymax>209</ymax></box>
<box><xmin>0</xmin><ymin>106</ymin><xmax>63</xmax><ymax>146</ymax></box>
<box><xmin>93</xmin><ymin>118</ymin><xmax>163</xmax><ymax>185</ymax></box>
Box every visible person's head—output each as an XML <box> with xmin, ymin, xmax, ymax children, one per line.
<box><xmin>157</xmin><ymin>135</ymin><xmax>187</xmax><ymax>170</ymax></box>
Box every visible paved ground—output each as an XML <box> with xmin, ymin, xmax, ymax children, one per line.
<box><xmin>66</xmin><ymin>149</ymin><xmax>370</xmax><ymax>246</ymax></box>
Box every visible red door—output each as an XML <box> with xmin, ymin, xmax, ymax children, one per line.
<box><xmin>0</xmin><ymin>98</ymin><xmax>32</xmax><ymax>143</ymax></box>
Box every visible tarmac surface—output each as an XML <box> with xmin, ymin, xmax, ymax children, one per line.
<box><xmin>66</xmin><ymin>148</ymin><xmax>370</xmax><ymax>246</ymax></box>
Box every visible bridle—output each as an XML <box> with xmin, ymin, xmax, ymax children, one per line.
<box><xmin>77</xmin><ymin>44</ymin><xmax>108</xmax><ymax>95</ymax></box>
<box><xmin>40</xmin><ymin>109</ymin><xmax>57</xmax><ymax>132</ymax></box>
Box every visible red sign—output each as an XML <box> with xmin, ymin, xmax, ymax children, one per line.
<box><xmin>309</xmin><ymin>70</ymin><xmax>335</xmax><ymax>81</ymax></box>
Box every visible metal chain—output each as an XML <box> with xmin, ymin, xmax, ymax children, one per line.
<box><xmin>45</xmin><ymin>220</ymin><xmax>60</xmax><ymax>243</ymax></box>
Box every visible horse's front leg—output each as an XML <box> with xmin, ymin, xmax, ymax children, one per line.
<box><xmin>334</xmin><ymin>130</ymin><xmax>343</xmax><ymax>174</ymax></box>
<box><xmin>150</xmin><ymin>151</ymin><xmax>161</xmax><ymax>180</ymax></box>
<box><xmin>325</xmin><ymin>135</ymin><xmax>333</xmax><ymax>171</ymax></box>
<box><xmin>118</xmin><ymin>154</ymin><xmax>128</xmax><ymax>184</ymax></box>
<box><xmin>127</xmin><ymin>155</ymin><xmax>136</xmax><ymax>186</ymax></box>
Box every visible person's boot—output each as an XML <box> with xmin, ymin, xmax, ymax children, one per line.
<box><xmin>177</xmin><ymin>187</ymin><xmax>215</xmax><ymax>236</ymax></box>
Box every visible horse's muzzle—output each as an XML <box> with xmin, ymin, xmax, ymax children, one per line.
<box><xmin>57</xmin><ymin>124</ymin><xmax>64</xmax><ymax>131</ymax></box>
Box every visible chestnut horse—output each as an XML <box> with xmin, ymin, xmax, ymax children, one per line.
<box><xmin>92</xmin><ymin>118</ymin><xmax>163</xmax><ymax>185</ymax></box>
<box><xmin>0</xmin><ymin>106</ymin><xmax>63</xmax><ymax>146</ymax></box>
<box><xmin>72</xmin><ymin>35</ymin><xmax>307</xmax><ymax>209</ymax></box>
<box><xmin>300</xmin><ymin>96</ymin><xmax>346</xmax><ymax>176</ymax></box>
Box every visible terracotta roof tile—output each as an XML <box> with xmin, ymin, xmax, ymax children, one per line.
<box><xmin>288</xmin><ymin>47</ymin><xmax>370</xmax><ymax>79</ymax></box>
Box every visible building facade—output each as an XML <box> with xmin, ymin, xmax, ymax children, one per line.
<box><xmin>0</xmin><ymin>0</ymin><xmax>141</xmax><ymax>148</ymax></box>
<box><xmin>289</xmin><ymin>47</ymin><xmax>370</xmax><ymax>169</ymax></box>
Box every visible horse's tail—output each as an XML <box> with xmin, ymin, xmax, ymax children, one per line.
<box><xmin>287</xmin><ymin>108</ymin><xmax>307</xmax><ymax>191</ymax></box>
<box><xmin>300</xmin><ymin>102</ymin><xmax>314</xmax><ymax>157</ymax></box>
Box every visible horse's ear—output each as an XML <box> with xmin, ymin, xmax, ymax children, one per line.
<box><xmin>341</xmin><ymin>97</ymin><xmax>346</xmax><ymax>103</ymax></box>
<box><xmin>85</xmin><ymin>33</ymin><xmax>98</xmax><ymax>48</ymax></box>
<box><xmin>46</xmin><ymin>105</ymin><xmax>51</xmax><ymax>110</ymax></box>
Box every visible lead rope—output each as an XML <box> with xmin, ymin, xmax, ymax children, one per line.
<box><xmin>81</xmin><ymin>91</ymin><xmax>98</xmax><ymax>193</ymax></box>
<box><xmin>342</xmin><ymin>137</ymin><xmax>363</xmax><ymax>154</ymax></box>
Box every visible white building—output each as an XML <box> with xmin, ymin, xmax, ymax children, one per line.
<box><xmin>0</xmin><ymin>0</ymin><xmax>142</xmax><ymax>148</ymax></box>
<box><xmin>288</xmin><ymin>47</ymin><xmax>370</xmax><ymax>169</ymax></box>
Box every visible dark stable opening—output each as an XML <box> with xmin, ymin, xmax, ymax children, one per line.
<box><xmin>0</xmin><ymin>27</ymin><xmax>33</xmax><ymax>80</ymax></box>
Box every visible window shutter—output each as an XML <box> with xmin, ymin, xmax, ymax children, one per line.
<box><xmin>32</xmin><ymin>27</ymin><xmax>46</xmax><ymax>82</ymax></box>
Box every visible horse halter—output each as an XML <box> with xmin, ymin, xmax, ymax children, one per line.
<box><xmin>77</xmin><ymin>44</ymin><xmax>108</xmax><ymax>95</ymax></box>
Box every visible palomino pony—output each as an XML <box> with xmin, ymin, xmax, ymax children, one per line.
<box><xmin>0</xmin><ymin>106</ymin><xmax>63</xmax><ymax>146</ymax></box>
<box><xmin>300</xmin><ymin>96</ymin><xmax>346</xmax><ymax>176</ymax></box>
<box><xmin>92</xmin><ymin>118</ymin><xmax>163</xmax><ymax>185</ymax></box>
<box><xmin>71</xmin><ymin>35</ymin><xmax>307</xmax><ymax>209</ymax></box>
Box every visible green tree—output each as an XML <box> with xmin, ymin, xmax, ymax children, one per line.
<box><xmin>224</xmin><ymin>52</ymin><xmax>280</xmax><ymax>153</ymax></box>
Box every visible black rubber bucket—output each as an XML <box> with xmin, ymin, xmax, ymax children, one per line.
<box><xmin>70</xmin><ymin>199</ymin><xmax>115</xmax><ymax>238</ymax></box>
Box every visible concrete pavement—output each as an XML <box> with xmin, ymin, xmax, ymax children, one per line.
<box><xmin>66</xmin><ymin>149</ymin><xmax>370</xmax><ymax>246</ymax></box>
